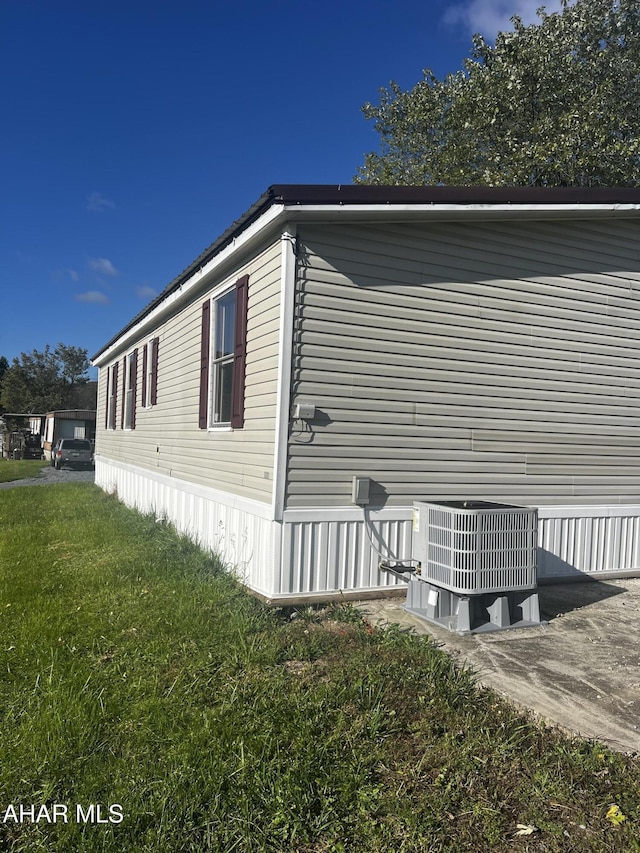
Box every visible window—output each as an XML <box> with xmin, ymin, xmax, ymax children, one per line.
<box><xmin>199</xmin><ymin>275</ymin><xmax>248</xmax><ymax>429</ymax></box>
<box><xmin>107</xmin><ymin>363</ymin><xmax>118</xmax><ymax>430</ymax></box>
<box><xmin>149</xmin><ymin>337</ymin><xmax>159</xmax><ymax>406</ymax></box>
<box><xmin>105</xmin><ymin>366</ymin><xmax>111</xmax><ymax>429</ymax></box>
<box><xmin>141</xmin><ymin>345</ymin><xmax>148</xmax><ymax>408</ymax></box>
<box><xmin>211</xmin><ymin>289</ymin><xmax>236</xmax><ymax>423</ymax></box>
<box><xmin>141</xmin><ymin>337</ymin><xmax>158</xmax><ymax>409</ymax></box>
<box><xmin>123</xmin><ymin>350</ymin><xmax>138</xmax><ymax>430</ymax></box>
<box><xmin>62</xmin><ymin>439</ymin><xmax>91</xmax><ymax>450</ymax></box>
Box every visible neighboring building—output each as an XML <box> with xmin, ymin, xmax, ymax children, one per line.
<box><xmin>43</xmin><ymin>410</ymin><xmax>96</xmax><ymax>461</ymax></box>
<box><xmin>28</xmin><ymin>415</ymin><xmax>46</xmax><ymax>437</ymax></box>
<box><xmin>91</xmin><ymin>185</ymin><xmax>640</xmax><ymax>603</ymax></box>
<box><xmin>0</xmin><ymin>413</ymin><xmax>45</xmax><ymax>459</ymax></box>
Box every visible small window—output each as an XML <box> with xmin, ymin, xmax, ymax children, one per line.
<box><xmin>210</xmin><ymin>289</ymin><xmax>236</xmax><ymax>424</ymax></box>
<box><xmin>123</xmin><ymin>350</ymin><xmax>137</xmax><ymax>430</ymax></box>
<box><xmin>141</xmin><ymin>345</ymin><xmax>148</xmax><ymax>408</ymax></box>
<box><xmin>199</xmin><ymin>276</ymin><xmax>248</xmax><ymax>430</ymax></box>
<box><xmin>107</xmin><ymin>363</ymin><xmax>118</xmax><ymax>430</ymax></box>
<box><xmin>148</xmin><ymin>337</ymin><xmax>159</xmax><ymax>406</ymax></box>
<box><xmin>105</xmin><ymin>365</ymin><xmax>112</xmax><ymax>429</ymax></box>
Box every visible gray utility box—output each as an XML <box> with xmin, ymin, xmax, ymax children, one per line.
<box><xmin>407</xmin><ymin>500</ymin><xmax>542</xmax><ymax>634</ymax></box>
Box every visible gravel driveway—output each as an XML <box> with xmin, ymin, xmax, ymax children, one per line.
<box><xmin>0</xmin><ymin>465</ymin><xmax>95</xmax><ymax>490</ymax></box>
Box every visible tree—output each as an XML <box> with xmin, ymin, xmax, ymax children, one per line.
<box><xmin>55</xmin><ymin>343</ymin><xmax>90</xmax><ymax>389</ymax></box>
<box><xmin>355</xmin><ymin>0</ymin><xmax>640</xmax><ymax>186</ymax></box>
<box><xmin>0</xmin><ymin>356</ymin><xmax>8</xmax><ymax>413</ymax></box>
<box><xmin>0</xmin><ymin>344</ymin><xmax>91</xmax><ymax>413</ymax></box>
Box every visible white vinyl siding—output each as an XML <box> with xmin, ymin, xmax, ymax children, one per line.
<box><xmin>286</xmin><ymin>219</ymin><xmax>640</xmax><ymax>508</ymax></box>
<box><xmin>96</xmin><ymin>238</ymin><xmax>281</xmax><ymax>503</ymax></box>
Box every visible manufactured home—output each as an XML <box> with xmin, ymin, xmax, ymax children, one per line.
<box><xmin>91</xmin><ymin>185</ymin><xmax>640</xmax><ymax>603</ymax></box>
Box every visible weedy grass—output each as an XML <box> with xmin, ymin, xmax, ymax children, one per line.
<box><xmin>0</xmin><ymin>459</ymin><xmax>47</xmax><ymax>483</ymax></box>
<box><xmin>0</xmin><ymin>483</ymin><xmax>639</xmax><ymax>852</ymax></box>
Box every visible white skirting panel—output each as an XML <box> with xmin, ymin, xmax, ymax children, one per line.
<box><xmin>537</xmin><ymin>505</ymin><xmax>640</xmax><ymax>580</ymax></box>
<box><xmin>278</xmin><ymin>508</ymin><xmax>411</xmax><ymax>596</ymax></box>
<box><xmin>95</xmin><ymin>456</ymin><xmax>278</xmax><ymax>597</ymax></box>
<box><xmin>93</xmin><ymin>464</ymin><xmax>640</xmax><ymax>597</ymax></box>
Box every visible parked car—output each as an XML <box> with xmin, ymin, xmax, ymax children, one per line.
<box><xmin>23</xmin><ymin>433</ymin><xmax>43</xmax><ymax>460</ymax></box>
<box><xmin>51</xmin><ymin>438</ymin><xmax>94</xmax><ymax>470</ymax></box>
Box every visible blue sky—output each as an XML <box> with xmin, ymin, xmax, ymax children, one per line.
<box><xmin>1</xmin><ymin>0</ymin><xmax>562</xmax><ymax>373</ymax></box>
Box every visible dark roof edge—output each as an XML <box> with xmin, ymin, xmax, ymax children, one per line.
<box><xmin>269</xmin><ymin>184</ymin><xmax>640</xmax><ymax>205</ymax></box>
<box><xmin>91</xmin><ymin>184</ymin><xmax>640</xmax><ymax>361</ymax></box>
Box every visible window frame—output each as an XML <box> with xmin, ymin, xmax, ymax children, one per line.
<box><xmin>209</xmin><ymin>287</ymin><xmax>236</xmax><ymax>428</ymax></box>
<box><xmin>123</xmin><ymin>349</ymin><xmax>137</xmax><ymax>430</ymax></box>
<box><xmin>148</xmin><ymin>337</ymin><xmax>159</xmax><ymax>407</ymax></box>
<box><xmin>107</xmin><ymin>362</ymin><xmax>119</xmax><ymax>430</ymax></box>
<box><xmin>141</xmin><ymin>337</ymin><xmax>159</xmax><ymax>409</ymax></box>
<box><xmin>141</xmin><ymin>343</ymin><xmax>148</xmax><ymax>408</ymax></box>
<box><xmin>198</xmin><ymin>275</ymin><xmax>248</xmax><ymax>431</ymax></box>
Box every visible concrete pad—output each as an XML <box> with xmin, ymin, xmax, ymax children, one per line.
<box><xmin>355</xmin><ymin>579</ymin><xmax>640</xmax><ymax>754</ymax></box>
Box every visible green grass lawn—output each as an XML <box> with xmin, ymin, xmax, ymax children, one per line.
<box><xmin>0</xmin><ymin>458</ymin><xmax>48</xmax><ymax>482</ymax></box>
<box><xmin>0</xmin><ymin>483</ymin><xmax>639</xmax><ymax>852</ymax></box>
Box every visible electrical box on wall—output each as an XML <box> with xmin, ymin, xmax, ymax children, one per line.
<box><xmin>293</xmin><ymin>403</ymin><xmax>316</xmax><ymax>420</ymax></box>
<box><xmin>351</xmin><ymin>476</ymin><xmax>371</xmax><ymax>506</ymax></box>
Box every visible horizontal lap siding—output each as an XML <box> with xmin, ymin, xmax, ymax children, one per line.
<box><xmin>97</xmin><ymin>239</ymin><xmax>281</xmax><ymax>503</ymax></box>
<box><xmin>286</xmin><ymin>220</ymin><xmax>640</xmax><ymax>508</ymax></box>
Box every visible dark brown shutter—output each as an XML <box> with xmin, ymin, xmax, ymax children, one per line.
<box><xmin>199</xmin><ymin>303</ymin><xmax>210</xmax><ymax>429</ymax></box>
<box><xmin>104</xmin><ymin>366</ymin><xmax>110</xmax><ymax>429</ymax></box>
<box><xmin>131</xmin><ymin>349</ymin><xmax>138</xmax><ymax>430</ymax></box>
<box><xmin>230</xmin><ymin>275</ymin><xmax>249</xmax><ymax>429</ymax></box>
<box><xmin>150</xmin><ymin>337</ymin><xmax>159</xmax><ymax>405</ymax></box>
<box><xmin>141</xmin><ymin>344</ymin><xmax>148</xmax><ymax>408</ymax></box>
<box><xmin>111</xmin><ymin>362</ymin><xmax>118</xmax><ymax>430</ymax></box>
<box><xmin>120</xmin><ymin>356</ymin><xmax>126</xmax><ymax>429</ymax></box>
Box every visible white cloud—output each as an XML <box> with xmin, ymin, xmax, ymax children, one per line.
<box><xmin>136</xmin><ymin>285</ymin><xmax>157</xmax><ymax>300</ymax></box>
<box><xmin>50</xmin><ymin>268</ymin><xmax>80</xmax><ymax>283</ymax></box>
<box><xmin>88</xmin><ymin>257</ymin><xmax>118</xmax><ymax>276</ymax></box>
<box><xmin>75</xmin><ymin>291</ymin><xmax>110</xmax><ymax>305</ymax></box>
<box><xmin>87</xmin><ymin>191</ymin><xmax>115</xmax><ymax>212</ymax></box>
<box><xmin>443</xmin><ymin>0</ymin><xmax>566</xmax><ymax>37</ymax></box>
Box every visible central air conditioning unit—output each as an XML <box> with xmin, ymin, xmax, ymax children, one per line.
<box><xmin>406</xmin><ymin>500</ymin><xmax>542</xmax><ymax>634</ymax></box>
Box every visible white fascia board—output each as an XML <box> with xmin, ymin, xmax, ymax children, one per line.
<box><xmin>272</xmin><ymin>225</ymin><xmax>297</xmax><ymax>522</ymax></box>
<box><xmin>283</xmin><ymin>202</ymin><xmax>640</xmax><ymax>222</ymax></box>
<box><xmin>92</xmin><ymin>203</ymin><xmax>287</xmax><ymax>366</ymax></box>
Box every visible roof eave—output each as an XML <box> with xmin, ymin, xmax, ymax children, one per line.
<box><xmin>283</xmin><ymin>200</ymin><xmax>640</xmax><ymax>222</ymax></box>
<box><xmin>91</xmin><ymin>184</ymin><xmax>640</xmax><ymax>365</ymax></box>
<box><xmin>91</xmin><ymin>201</ymin><xmax>287</xmax><ymax>366</ymax></box>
